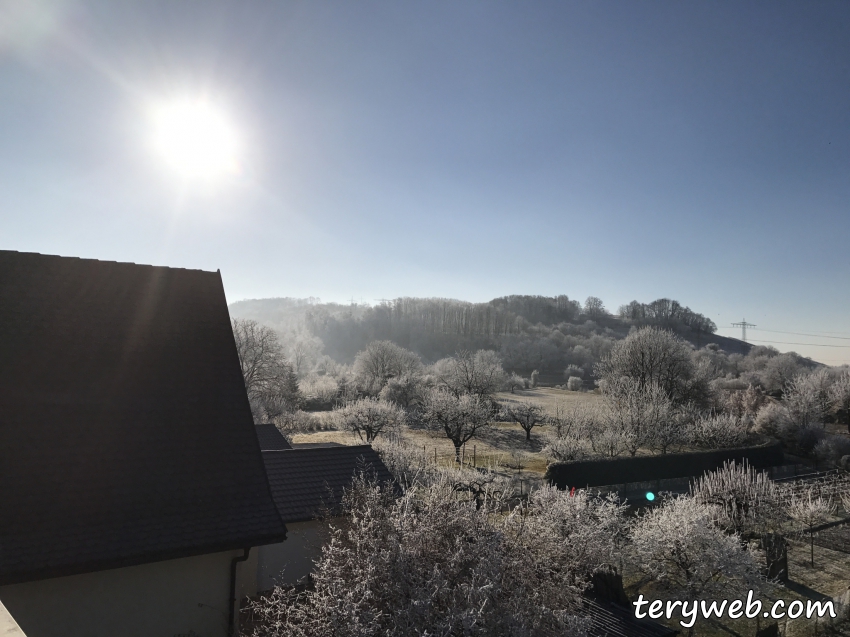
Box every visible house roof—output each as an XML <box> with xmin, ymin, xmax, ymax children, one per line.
<box><xmin>262</xmin><ymin>446</ymin><xmax>394</xmax><ymax>523</ymax></box>
<box><xmin>0</xmin><ymin>251</ymin><xmax>287</xmax><ymax>586</ymax></box>
<box><xmin>583</xmin><ymin>599</ymin><xmax>678</xmax><ymax>637</ymax></box>
<box><xmin>255</xmin><ymin>424</ymin><xmax>293</xmax><ymax>450</ymax></box>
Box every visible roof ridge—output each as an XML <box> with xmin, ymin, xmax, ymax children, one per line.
<box><xmin>0</xmin><ymin>249</ymin><xmax>214</xmax><ymax>274</ymax></box>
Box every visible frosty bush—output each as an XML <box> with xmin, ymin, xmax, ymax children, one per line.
<box><xmin>566</xmin><ymin>376</ymin><xmax>583</xmax><ymax>391</ymax></box>
<box><xmin>813</xmin><ymin>435</ymin><xmax>850</xmax><ymax>468</ymax></box>
<box><xmin>688</xmin><ymin>413</ymin><xmax>750</xmax><ymax>449</ymax></box>
<box><xmin>300</xmin><ymin>375</ymin><xmax>340</xmax><ymax>404</ymax></box>
<box><xmin>753</xmin><ymin>401</ymin><xmax>790</xmax><ymax>436</ymax></box>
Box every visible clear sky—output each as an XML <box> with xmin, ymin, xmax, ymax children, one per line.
<box><xmin>1</xmin><ymin>1</ymin><xmax>849</xmax><ymax>364</ymax></box>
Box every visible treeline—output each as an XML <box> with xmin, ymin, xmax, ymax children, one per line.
<box><xmin>618</xmin><ymin>297</ymin><xmax>717</xmax><ymax>336</ymax></box>
<box><xmin>230</xmin><ymin>294</ymin><xmax>722</xmax><ymax>377</ymax></box>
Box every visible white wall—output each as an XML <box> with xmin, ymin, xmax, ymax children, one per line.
<box><xmin>257</xmin><ymin>520</ymin><xmax>330</xmax><ymax>590</ymax></box>
<box><xmin>0</xmin><ymin>599</ymin><xmax>26</xmax><ymax>636</ymax></box>
<box><xmin>0</xmin><ymin>549</ymin><xmax>254</xmax><ymax>637</ymax></box>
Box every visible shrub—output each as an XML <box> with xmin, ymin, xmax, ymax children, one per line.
<box><xmin>688</xmin><ymin>414</ymin><xmax>750</xmax><ymax>449</ymax></box>
<box><xmin>753</xmin><ymin>401</ymin><xmax>789</xmax><ymax>436</ymax></box>
<box><xmin>566</xmin><ymin>376</ymin><xmax>583</xmax><ymax>391</ymax></box>
<box><xmin>814</xmin><ymin>436</ymin><xmax>850</xmax><ymax>468</ymax></box>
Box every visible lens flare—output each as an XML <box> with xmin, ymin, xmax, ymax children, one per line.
<box><xmin>645</xmin><ymin>491</ymin><xmax>655</xmax><ymax>501</ymax></box>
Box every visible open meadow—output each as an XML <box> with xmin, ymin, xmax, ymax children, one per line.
<box><xmin>292</xmin><ymin>387</ymin><xmax>602</xmax><ymax>476</ymax></box>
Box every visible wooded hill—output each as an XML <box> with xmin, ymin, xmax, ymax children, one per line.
<box><xmin>229</xmin><ymin>295</ymin><xmax>751</xmax><ymax>382</ymax></box>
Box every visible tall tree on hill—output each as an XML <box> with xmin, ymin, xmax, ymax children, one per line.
<box><xmin>583</xmin><ymin>296</ymin><xmax>606</xmax><ymax>318</ymax></box>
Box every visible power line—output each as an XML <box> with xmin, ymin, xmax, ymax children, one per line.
<box><xmin>752</xmin><ymin>328</ymin><xmax>850</xmax><ymax>341</ymax></box>
<box><xmin>746</xmin><ymin>338</ymin><xmax>850</xmax><ymax>349</ymax></box>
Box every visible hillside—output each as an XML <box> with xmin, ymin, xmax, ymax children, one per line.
<box><xmin>228</xmin><ymin>295</ymin><xmax>752</xmax><ymax>382</ymax></box>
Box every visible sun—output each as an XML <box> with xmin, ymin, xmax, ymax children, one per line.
<box><xmin>150</xmin><ymin>98</ymin><xmax>241</xmax><ymax>182</ymax></box>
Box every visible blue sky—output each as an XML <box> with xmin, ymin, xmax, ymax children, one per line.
<box><xmin>1</xmin><ymin>1</ymin><xmax>849</xmax><ymax>363</ymax></box>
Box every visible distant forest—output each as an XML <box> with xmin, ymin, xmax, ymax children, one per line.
<box><xmin>228</xmin><ymin>295</ymin><xmax>750</xmax><ymax>382</ymax></box>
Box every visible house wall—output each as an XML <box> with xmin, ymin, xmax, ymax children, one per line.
<box><xmin>0</xmin><ymin>549</ymin><xmax>255</xmax><ymax>637</ymax></box>
<box><xmin>257</xmin><ymin>520</ymin><xmax>330</xmax><ymax>590</ymax></box>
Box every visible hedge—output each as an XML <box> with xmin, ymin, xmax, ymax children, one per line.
<box><xmin>545</xmin><ymin>442</ymin><xmax>784</xmax><ymax>489</ymax></box>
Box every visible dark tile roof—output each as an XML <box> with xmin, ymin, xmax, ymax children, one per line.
<box><xmin>262</xmin><ymin>446</ymin><xmax>394</xmax><ymax>523</ymax></box>
<box><xmin>583</xmin><ymin>599</ymin><xmax>679</xmax><ymax>637</ymax></box>
<box><xmin>255</xmin><ymin>424</ymin><xmax>293</xmax><ymax>450</ymax></box>
<box><xmin>0</xmin><ymin>251</ymin><xmax>287</xmax><ymax>586</ymax></box>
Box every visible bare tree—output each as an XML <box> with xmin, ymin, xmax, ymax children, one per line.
<box><xmin>583</xmin><ymin>296</ymin><xmax>606</xmax><ymax>318</ymax></box>
<box><xmin>353</xmin><ymin>341</ymin><xmax>423</xmax><ymax>395</ymax></box>
<box><xmin>788</xmin><ymin>489</ymin><xmax>836</xmax><ymax>567</ymax></box>
<box><xmin>232</xmin><ymin>318</ymin><xmax>302</xmax><ymax>421</ymax></box>
<box><xmin>422</xmin><ymin>389</ymin><xmax>493</xmax><ymax>461</ymax></box>
<box><xmin>502</xmin><ymin>401</ymin><xmax>545</xmax><ymax>441</ymax></box>
<box><xmin>334</xmin><ymin>397</ymin><xmax>406</xmax><ymax>443</ymax></box>
<box><xmin>433</xmin><ymin>350</ymin><xmax>507</xmax><ymax>398</ymax></box>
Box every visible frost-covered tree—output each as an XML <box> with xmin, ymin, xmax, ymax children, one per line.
<box><xmin>353</xmin><ymin>341</ymin><xmax>423</xmax><ymax>395</ymax></box>
<box><xmin>378</xmin><ymin>373</ymin><xmax>427</xmax><ymax>409</ymax></box>
<box><xmin>542</xmin><ymin>401</ymin><xmax>598</xmax><ymax>462</ymax></box>
<box><xmin>506</xmin><ymin>372</ymin><xmax>525</xmax><ymax>394</ymax></box>
<box><xmin>596</xmin><ymin>327</ymin><xmax>710</xmax><ymax>406</ymax></box>
<box><xmin>502</xmin><ymin>401</ymin><xmax>545</xmax><ymax>441</ymax></box>
<box><xmin>788</xmin><ymin>489</ymin><xmax>836</xmax><ymax>566</ymax></box>
<box><xmin>691</xmin><ymin>461</ymin><xmax>781</xmax><ymax>537</ymax></box>
<box><xmin>603</xmin><ymin>380</ymin><xmax>672</xmax><ymax>456</ymax></box>
<box><xmin>334</xmin><ymin>397</ymin><xmax>406</xmax><ymax>442</ymax></box>
<box><xmin>830</xmin><ymin>370</ymin><xmax>850</xmax><ymax>429</ymax></box>
<box><xmin>630</xmin><ymin>496</ymin><xmax>761</xmax><ymax>634</ymax></box>
<box><xmin>433</xmin><ymin>350</ymin><xmax>507</xmax><ymax>398</ymax></box>
<box><xmin>248</xmin><ymin>476</ymin><xmax>595</xmax><ymax>637</ymax></box>
<box><xmin>784</xmin><ymin>369</ymin><xmax>835</xmax><ymax>428</ymax></box>
<box><xmin>422</xmin><ymin>389</ymin><xmax>493</xmax><ymax>461</ymax></box>
<box><xmin>566</xmin><ymin>376</ymin><xmax>583</xmax><ymax>391</ymax></box>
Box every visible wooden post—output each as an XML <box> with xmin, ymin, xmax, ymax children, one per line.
<box><xmin>473</xmin><ymin>445</ymin><xmax>476</xmax><ymax>468</ymax></box>
<box><xmin>434</xmin><ymin>447</ymin><xmax>437</xmax><ymax>465</ymax></box>
<box><xmin>462</xmin><ymin>442</ymin><xmax>466</xmax><ymax>465</ymax></box>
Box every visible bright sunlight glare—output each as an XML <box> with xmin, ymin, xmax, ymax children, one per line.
<box><xmin>150</xmin><ymin>98</ymin><xmax>241</xmax><ymax>182</ymax></box>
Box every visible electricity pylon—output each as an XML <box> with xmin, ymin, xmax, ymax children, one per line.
<box><xmin>732</xmin><ymin>319</ymin><xmax>756</xmax><ymax>342</ymax></box>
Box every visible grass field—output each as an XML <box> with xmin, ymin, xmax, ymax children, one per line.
<box><xmin>292</xmin><ymin>387</ymin><xmax>601</xmax><ymax>476</ymax></box>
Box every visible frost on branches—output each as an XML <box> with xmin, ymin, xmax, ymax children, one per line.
<box><xmin>630</xmin><ymin>496</ymin><xmax>761</xmax><ymax>603</ymax></box>
<box><xmin>247</xmin><ymin>476</ymin><xmax>627</xmax><ymax>637</ymax></box>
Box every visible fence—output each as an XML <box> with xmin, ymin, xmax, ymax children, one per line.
<box><xmin>545</xmin><ymin>441</ymin><xmax>785</xmax><ymax>490</ymax></box>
